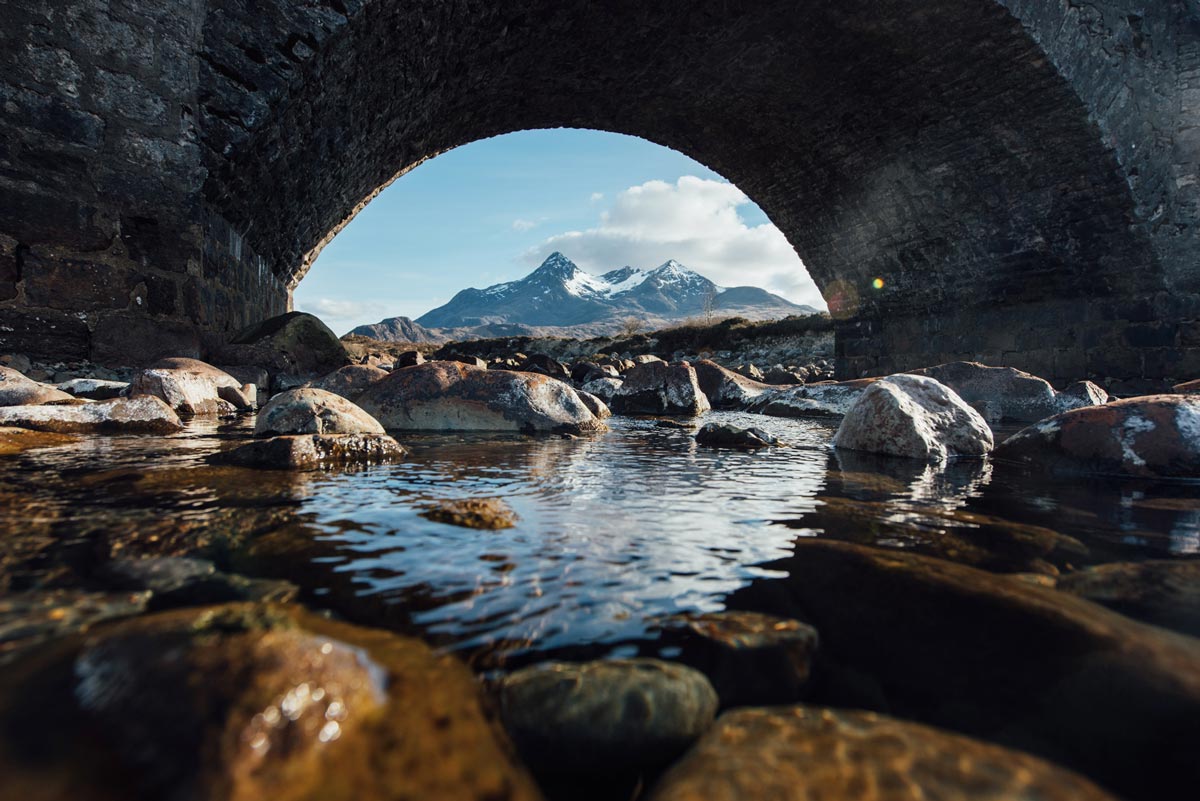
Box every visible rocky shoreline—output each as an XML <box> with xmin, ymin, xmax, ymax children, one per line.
<box><xmin>1</xmin><ymin>310</ymin><xmax>1199</xmax><ymax>801</ymax></box>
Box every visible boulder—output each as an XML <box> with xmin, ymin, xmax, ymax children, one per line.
<box><xmin>521</xmin><ymin>353</ymin><xmax>570</xmax><ymax>380</ymax></box>
<box><xmin>632</xmin><ymin>354</ymin><xmax>664</xmax><ymax>365</ymax></box>
<box><xmin>1061</xmin><ymin>379</ymin><xmax>1110</xmax><ymax>408</ymax></box>
<box><xmin>0</xmin><ymin>426</ymin><xmax>79</xmax><ymax>455</ymax></box>
<box><xmin>394</xmin><ymin>350</ymin><xmax>425</xmax><ymax>368</ymax></box>
<box><xmin>0</xmin><ymin>396</ymin><xmax>182</xmax><ymax>434</ymax></box>
<box><xmin>218</xmin><ymin>312</ymin><xmax>350</xmax><ymax>386</ymax></box>
<box><xmin>994</xmin><ymin>395</ymin><xmax>1200</xmax><ymax>478</ymax></box>
<box><xmin>356</xmin><ymin>361</ymin><xmax>606</xmax><ymax>435</ymax></box>
<box><xmin>734</xmin><ymin>363</ymin><xmax>764</xmax><ymax>381</ymax></box>
<box><xmin>1173</xmin><ymin>378</ymin><xmax>1200</xmax><ymax>394</ymax></box>
<box><xmin>0</xmin><ymin>353</ymin><xmax>32</xmax><ymax>374</ymax></box>
<box><xmin>570</xmin><ymin>361</ymin><xmax>619</xmax><ymax>385</ymax></box>
<box><xmin>254</xmin><ymin>388</ymin><xmax>386</xmax><ymax>436</ymax></box>
<box><xmin>446</xmin><ymin>353</ymin><xmax>488</xmax><ymax>369</ymax></box>
<box><xmin>648</xmin><ymin>706</ymin><xmax>1117</xmax><ymax>801</ymax></box>
<box><xmin>746</xmin><ymin>380</ymin><xmax>873</xmax><ymax>418</ymax></box>
<box><xmin>0</xmin><ymin>365</ymin><xmax>75</xmax><ymax>406</ymax></box>
<box><xmin>1058</xmin><ymin>560</ymin><xmax>1200</xmax><ymax>637</ymax></box>
<box><xmin>56</xmin><ymin>378</ymin><xmax>128</xmax><ymax>400</ymax></box>
<box><xmin>609</xmin><ymin>362</ymin><xmax>710</xmax><ymax>416</ymax></box>
<box><xmin>691</xmin><ymin>360</ymin><xmax>773</xmax><ymax>409</ymax></box>
<box><xmin>216</xmin><ymin>364</ymin><xmax>270</xmax><ymax>398</ymax></box>
<box><xmin>763</xmin><ymin>365</ymin><xmax>807</xmax><ymax>385</ymax></box>
<box><xmin>909</xmin><ymin>361</ymin><xmax>1088</xmax><ymax>422</ymax></box>
<box><xmin>727</xmin><ymin>540</ymin><xmax>1200</xmax><ymax>801</ymax></box>
<box><xmin>695</xmin><ymin>423</ymin><xmax>781</xmax><ymax>449</ymax></box>
<box><xmin>499</xmin><ymin>659</ymin><xmax>718</xmax><ymax>775</ymax></box>
<box><xmin>215</xmin><ymin>433</ymin><xmax>407</xmax><ymax>469</ymax></box>
<box><xmin>131</xmin><ymin>358</ymin><xmax>256</xmax><ymax>416</ymax></box>
<box><xmin>575</xmin><ymin>390</ymin><xmax>612</xmax><ymax>419</ymax></box>
<box><xmin>0</xmin><ymin>604</ymin><xmax>542</xmax><ymax>801</ymax></box>
<box><xmin>580</xmin><ymin>376</ymin><xmax>623</xmax><ymax>403</ymax></box>
<box><xmin>832</xmin><ymin>374</ymin><xmax>994</xmax><ymax>461</ymax></box>
<box><xmin>307</xmin><ymin>364</ymin><xmax>389</xmax><ymax>402</ymax></box>
<box><xmin>420</xmin><ymin>498</ymin><xmax>519</xmax><ymax>529</ymax></box>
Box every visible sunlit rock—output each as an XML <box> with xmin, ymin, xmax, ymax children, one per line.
<box><xmin>608</xmin><ymin>361</ymin><xmax>710</xmax><ymax>416</ymax></box>
<box><xmin>695</xmin><ymin>422</ymin><xmax>781</xmax><ymax>449</ymax></box>
<box><xmin>909</xmin><ymin>361</ymin><xmax>1092</xmax><ymax>423</ymax></box>
<box><xmin>691</xmin><ymin>360</ymin><xmax>772</xmax><ymax>409</ymax></box>
<box><xmin>833</xmin><ymin>374</ymin><xmax>993</xmax><ymax>461</ymax></box>
<box><xmin>499</xmin><ymin>658</ymin><xmax>717</xmax><ymax>775</ymax></box>
<box><xmin>215</xmin><ymin>433</ymin><xmax>407</xmax><ymax>470</ymax></box>
<box><xmin>56</xmin><ymin>377</ymin><xmax>129</xmax><ymax>400</ymax></box>
<box><xmin>357</xmin><ymin>361</ymin><xmax>606</xmax><ymax>434</ymax></box>
<box><xmin>648</xmin><ymin>706</ymin><xmax>1118</xmax><ymax>801</ymax></box>
<box><xmin>574</xmin><ymin>389</ymin><xmax>611</xmax><ymax>419</ymax></box>
<box><xmin>0</xmin><ymin>603</ymin><xmax>542</xmax><ymax>801</ymax></box>
<box><xmin>0</xmin><ymin>396</ymin><xmax>183</xmax><ymax>433</ymax></box>
<box><xmin>1058</xmin><ymin>560</ymin><xmax>1200</xmax><ymax>637</ymax></box>
<box><xmin>1060</xmin><ymin>379</ymin><xmax>1109</xmax><ymax>409</ymax></box>
<box><xmin>580</xmin><ymin>376</ymin><xmax>623</xmax><ymax>402</ymax></box>
<box><xmin>255</xmin><ymin>388</ymin><xmax>385</xmax><ymax>436</ymax></box>
<box><xmin>995</xmin><ymin>395</ymin><xmax>1200</xmax><ymax>477</ymax></box>
<box><xmin>306</xmin><ymin>364</ymin><xmax>389</xmax><ymax>402</ymax></box>
<box><xmin>131</xmin><ymin>358</ymin><xmax>256</xmax><ymax>417</ymax></box>
<box><xmin>746</xmin><ymin>379</ymin><xmax>873</xmax><ymax>418</ymax></box>
<box><xmin>420</xmin><ymin>497</ymin><xmax>518</xmax><ymax>530</ymax></box>
<box><xmin>0</xmin><ymin>365</ymin><xmax>75</xmax><ymax>406</ymax></box>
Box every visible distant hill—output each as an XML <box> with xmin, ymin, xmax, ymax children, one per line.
<box><xmin>348</xmin><ymin>252</ymin><xmax>817</xmax><ymax>342</ymax></box>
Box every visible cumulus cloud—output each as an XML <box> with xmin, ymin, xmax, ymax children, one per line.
<box><xmin>512</xmin><ymin>218</ymin><xmax>541</xmax><ymax>232</ymax></box>
<box><xmin>589</xmin><ymin>192</ymin><xmax>604</xmax><ymax>202</ymax></box>
<box><xmin>526</xmin><ymin>176</ymin><xmax>824</xmax><ymax>309</ymax></box>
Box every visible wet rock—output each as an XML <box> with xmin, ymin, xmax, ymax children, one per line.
<box><xmin>99</xmin><ymin>556</ymin><xmax>299</xmax><ymax>610</ymax></box>
<box><xmin>728</xmin><ymin>540</ymin><xmax>1200</xmax><ymax>801</ymax></box>
<box><xmin>218</xmin><ymin>312</ymin><xmax>351</xmax><ymax>386</ymax></box>
<box><xmin>499</xmin><ymin>658</ymin><xmax>718</xmax><ymax>775</ymax></box>
<box><xmin>994</xmin><ymin>395</ymin><xmax>1200</xmax><ymax>478</ymax></box>
<box><xmin>747</xmin><ymin>380</ymin><xmax>873</xmax><ymax>418</ymax></box>
<box><xmin>580</xmin><ymin>376</ymin><xmax>623</xmax><ymax>402</ymax></box>
<box><xmin>665</xmin><ymin>612</ymin><xmax>818</xmax><ymax>708</ymax></box>
<box><xmin>0</xmin><ymin>604</ymin><xmax>542</xmax><ymax>801</ymax></box>
<box><xmin>695</xmin><ymin>423</ymin><xmax>781</xmax><ymax>449</ymax></box>
<box><xmin>1173</xmin><ymin>378</ymin><xmax>1200</xmax><ymax>394</ymax></box>
<box><xmin>216</xmin><ymin>433</ymin><xmax>407</xmax><ymax>469</ymax></box>
<box><xmin>521</xmin><ymin>353</ymin><xmax>570</xmax><ymax>380</ymax></box>
<box><xmin>0</xmin><ymin>365</ymin><xmax>75</xmax><ymax>406</ymax></box>
<box><xmin>648</xmin><ymin>706</ymin><xmax>1118</xmax><ymax>801</ymax></box>
<box><xmin>394</xmin><ymin>350</ymin><xmax>425</xmax><ymax>368</ymax></box>
<box><xmin>256</xmin><ymin>388</ymin><xmax>385</xmax><ymax>436</ymax></box>
<box><xmin>691</xmin><ymin>360</ymin><xmax>772</xmax><ymax>409</ymax></box>
<box><xmin>0</xmin><ymin>589</ymin><xmax>150</xmax><ymax>666</ymax></box>
<box><xmin>0</xmin><ymin>396</ymin><xmax>183</xmax><ymax>433</ymax></box>
<box><xmin>56</xmin><ymin>377</ymin><xmax>128</xmax><ymax>400</ymax></box>
<box><xmin>833</xmin><ymin>374</ymin><xmax>993</xmax><ymax>461</ymax></box>
<box><xmin>308</xmin><ymin>364</ymin><xmax>389</xmax><ymax>401</ymax></box>
<box><xmin>909</xmin><ymin>361</ymin><xmax>1086</xmax><ymax>423</ymax></box>
<box><xmin>420</xmin><ymin>498</ymin><xmax>519</xmax><ymax>529</ymax></box>
<box><xmin>609</xmin><ymin>362</ymin><xmax>710</xmax><ymax>416</ymax></box>
<box><xmin>575</xmin><ymin>390</ymin><xmax>611</xmax><ymax>419</ymax></box>
<box><xmin>357</xmin><ymin>361</ymin><xmax>606</xmax><ymax>435</ymax></box>
<box><xmin>1061</xmin><ymin>379</ymin><xmax>1109</xmax><ymax>408</ymax></box>
<box><xmin>1058</xmin><ymin>560</ymin><xmax>1200</xmax><ymax>637</ymax></box>
<box><xmin>0</xmin><ymin>426</ymin><xmax>78</xmax><ymax>455</ymax></box>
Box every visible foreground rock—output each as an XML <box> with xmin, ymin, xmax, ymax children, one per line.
<box><xmin>55</xmin><ymin>377</ymin><xmax>128</xmax><ymax>400</ymax></box>
<box><xmin>691</xmin><ymin>360</ymin><xmax>773</xmax><ymax>409</ymax></box>
<box><xmin>609</xmin><ymin>362</ymin><xmax>710</xmax><ymax>416</ymax></box>
<box><xmin>308</xmin><ymin>364</ymin><xmax>389</xmax><ymax>401</ymax></box>
<box><xmin>1058</xmin><ymin>560</ymin><xmax>1200</xmax><ymax>637</ymax></box>
<box><xmin>580</xmin><ymin>376</ymin><xmax>623</xmax><ymax>403</ymax></box>
<box><xmin>0</xmin><ymin>604</ymin><xmax>542</xmax><ymax>801</ymax></box>
<box><xmin>665</xmin><ymin>612</ymin><xmax>818</xmax><ymax>707</ymax></box>
<box><xmin>648</xmin><ymin>706</ymin><xmax>1117</xmax><ymax>801</ymax></box>
<box><xmin>131</xmin><ymin>358</ymin><xmax>255</xmax><ymax>416</ymax></box>
<box><xmin>1174</xmin><ymin>378</ymin><xmax>1200</xmax><ymax>394</ymax></box>
<box><xmin>909</xmin><ymin>361</ymin><xmax>1091</xmax><ymax>423</ymax></box>
<box><xmin>99</xmin><ymin>556</ymin><xmax>299</xmax><ymax>610</ymax></box>
<box><xmin>728</xmin><ymin>540</ymin><xmax>1200</xmax><ymax>801</ymax></box>
<box><xmin>499</xmin><ymin>658</ymin><xmax>717</xmax><ymax>775</ymax></box>
<box><xmin>420</xmin><ymin>498</ymin><xmax>518</xmax><ymax>529</ymax></box>
<box><xmin>0</xmin><ymin>396</ymin><xmax>182</xmax><ymax>433</ymax></box>
<box><xmin>833</xmin><ymin>374</ymin><xmax>993</xmax><ymax>461</ymax></box>
<box><xmin>0</xmin><ymin>365</ymin><xmax>74</xmax><ymax>406</ymax></box>
<box><xmin>0</xmin><ymin>589</ymin><xmax>150</xmax><ymax>666</ymax></box>
<box><xmin>217</xmin><ymin>312</ymin><xmax>351</xmax><ymax>388</ymax></box>
<box><xmin>574</xmin><ymin>390</ymin><xmax>611</xmax><ymax>419</ymax></box>
<box><xmin>216</xmin><ymin>433</ymin><xmax>407</xmax><ymax>469</ymax></box>
<box><xmin>695</xmin><ymin>423</ymin><xmax>781</xmax><ymax>449</ymax></box>
<box><xmin>746</xmin><ymin>380</ymin><xmax>872</xmax><ymax>418</ymax></box>
<box><xmin>357</xmin><ymin>361</ymin><xmax>606</xmax><ymax>434</ymax></box>
<box><xmin>994</xmin><ymin>395</ymin><xmax>1200</xmax><ymax>477</ymax></box>
<box><xmin>255</xmin><ymin>388</ymin><xmax>386</xmax><ymax>436</ymax></box>
<box><xmin>0</xmin><ymin>426</ymin><xmax>78</xmax><ymax>455</ymax></box>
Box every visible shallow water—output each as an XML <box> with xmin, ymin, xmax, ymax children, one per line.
<box><xmin>2</xmin><ymin>412</ymin><xmax>1196</xmax><ymax>668</ymax></box>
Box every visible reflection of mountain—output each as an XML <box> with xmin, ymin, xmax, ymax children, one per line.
<box><xmin>348</xmin><ymin>252</ymin><xmax>816</xmax><ymax>341</ymax></box>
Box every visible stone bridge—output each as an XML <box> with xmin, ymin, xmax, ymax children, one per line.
<box><xmin>2</xmin><ymin>0</ymin><xmax>1199</xmax><ymax>389</ymax></box>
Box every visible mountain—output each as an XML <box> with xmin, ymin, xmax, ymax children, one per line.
<box><xmin>346</xmin><ymin>316</ymin><xmax>446</xmax><ymax>343</ymax></box>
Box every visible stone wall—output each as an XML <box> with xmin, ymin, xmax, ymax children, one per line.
<box><xmin>0</xmin><ymin>0</ymin><xmax>1197</xmax><ymax>387</ymax></box>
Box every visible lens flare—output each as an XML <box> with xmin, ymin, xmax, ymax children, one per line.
<box><xmin>872</xmin><ymin>277</ymin><xmax>885</xmax><ymax>290</ymax></box>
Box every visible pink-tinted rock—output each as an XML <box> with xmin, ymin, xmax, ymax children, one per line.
<box><xmin>307</xmin><ymin>364</ymin><xmax>389</xmax><ymax>402</ymax></box>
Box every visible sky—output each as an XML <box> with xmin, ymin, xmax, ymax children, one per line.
<box><xmin>294</xmin><ymin>128</ymin><xmax>824</xmax><ymax>335</ymax></box>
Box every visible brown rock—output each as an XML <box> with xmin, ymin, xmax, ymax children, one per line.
<box><xmin>420</xmin><ymin>498</ymin><xmax>518</xmax><ymax>529</ymax></box>
<box><xmin>131</xmin><ymin>359</ymin><xmax>255</xmax><ymax>416</ymax></box>
<box><xmin>307</xmin><ymin>364</ymin><xmax>389</xmax><ymax>401</ymax></box>
<box><xmin>691</xmin><ymin>360</ymin><xmax>772</xmax><ymax>409</ymax></box>
<box><xmin>609</xmin><ymin>361</ymin><xmax>710</xmax><ymax>416</ymax></box>
<box><xmin>216</xmin><ymin>433</ymin><xmax>407</xmax><ymax>469</ymax></box>
<box><xmin>1058</xmin><ymin>560</ymin><xmax>1200</xmax><ymax>637</ymax></box>
<box><xmin>255</xmin><ymin>388</ymin><xmax>385</xmax><ymax>436</ymax></box>
<box><xmin>0</xmin><ymin>365</ymin><xmax>75</xmax><ymax>406</ymax></box>
<box><xmin>0</xmin><ymin>426</ymin><xmax>79</xmax><ymax>455</ymax></box>
<box><xmin>648</xmin><ymin>706</ymin><xmax>1118</xmax><ymax>801</ymax></box>
<box><xmin>0</xmin><ymin>396</ymin><xmax>183</xmax><ymax>433</ymax></box>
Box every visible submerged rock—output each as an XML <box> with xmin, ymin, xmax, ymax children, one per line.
<box><xmin>648</xmin><ymin>706</ymin><xmax>1117</xmax><ymax>801</ymax></box>
<box><xmin>216</xmin><ymin>433</ymin><xmax>407</xmax><ymax>469</ymax></box>
<box><xmin>357</xmin><ymin>361</ymin><xmax>606</xmax><ymax>435</ymax></box>
<box><xmin>56</xmin><ymin>377</ymin><xmax>129</xmax><ymax>400</ymax></box>
<box><xmin>307</xmin><ymin>364</ymin><xmax>389</xmax><ymax>402</ymax></box>
<box><xmin>728</xmin><ymin>540</ymin><xmax>1200</xmax><ymax>801</ymax></box>
<box><xmin>0</xmin><ymin>426</ymin><xmax>78</xmax><ymax>455</ymax></box>
<box><xmin>255</xmin><ymin>388</ymin><xmax>386</xmax><ymax>436</ymax></box>
<box><xmin>499</xmin><ymin>658</ymin><xmax>718</xmax><ymax>775</ymax></box>
<box><xmin>1058</xmin><ymin>560</ymin><xmax>1200</xmax><ymax>637</ymax></box>
<box><xmin>0</xmin><ymin>365</ymin><xmax>74</xmax><ymax>406</ymax></box>
<box><xmin>0</xmin><ymin>589</ymin><xmax>150</xmax><ymax>666</ymax></box>
<box><xmin>420</xmin><ymin>498</ymin><xmax>519</xmax><ymax>530</ymax></box>
<box><xmin>0</xmin><ymin>396</ymin><xmax>183</xmax><ymax>433</ymax></box>
<box><xmin>609</xmin><ymin>362</ymin><xmax>710</xmax><ymax>416</ymax></box>
<box><xmin>0</xmin><ymin>604</ymin><xmax>542</xmax><ymax>801</ymax></box>
<box><xmin>833</xmin><ymin>374</ymin><xmax>993</xmax><ymax>461</ymax></box>
<box><xmin>691</xmin><ymin>360</ymin><xmax>772</xmax><ymax>409</ymax></box>
<box><xmin>747</xmin><ymin>380</ymin><xmax>872</xmax><ymax>418</ymax></box>
<box><xmin>99</xmin><ymin>556</ymin><xmax>299</xmax><ymax>610</ymax></box>
<box><xmin>909</xmin><ymin>361</ymin><xmax>1087</xmax><ymax>423</ymax></box>
<box><xmin>994</xmin><ymin>395</ymin><xmax>1200</xmax><ymax>478</ymax></box>
<box><xmin>695</xmin><ymin>423</ymin><xmax>781</xmax><ymax>449</ymax></box>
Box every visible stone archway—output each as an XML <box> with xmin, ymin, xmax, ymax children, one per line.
<box><xmin>1</xmin><ymin>0</ymin><xmax>1197</xmax><ymax>389</ymax></box>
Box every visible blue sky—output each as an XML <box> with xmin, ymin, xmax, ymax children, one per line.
<box><xmin>294</xmin><ymin>128</ymin><xmax>823</xmax><ymax>334</ymax></box>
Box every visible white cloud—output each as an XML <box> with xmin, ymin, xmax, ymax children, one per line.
<box><xmin>589</xmin><ymin>192</ymin><xmax>604</xmax><ymax>202</ymax></box>
<box><xmin>512</xmin><ymin>218</ymin><xmax>541</xmax><ymax>232</ymax></box>
<box><xmin>527</xmin><ymin>176</ymin><xmax>824</xmax><ymax>309</ymax></box>
<box><xmin>297</xmin><ymin>297</ymin><xmax>389</xmax><ymax>334</ymax></box>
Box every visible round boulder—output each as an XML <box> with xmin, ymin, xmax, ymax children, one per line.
<box><xmin>307</xmin><ymin>364</ymin><xmax>389</xmax><ymax>402</ymax></box>
<box><xmin>255</xmin><ymin>388</ymin><xmax>386</xmax><ymax>436</ymax></box>
<box><xmin>0</xmin><ymin>365</ymin><xmax>74</xmax><ymax>406</ymax></box>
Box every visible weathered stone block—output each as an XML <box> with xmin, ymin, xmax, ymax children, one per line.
<box><xmin>23</xmin><ymin>254</ymin><xmax>132</xmax><ymax>310</ymax></box>
<box><xmin>0</xmin><ymin>308</ymin><xmax>90</xmax><ymax>361</ymax></box>
<box><xmin>91</xmin><ymin>312</ymin><xmax>201</xmax><ymax>367</ymax></box>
